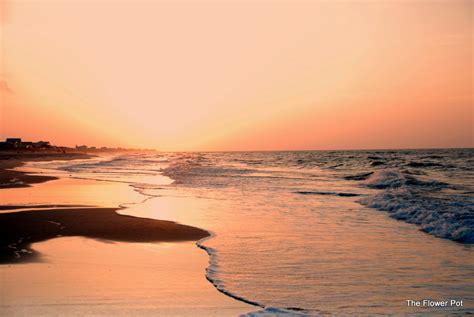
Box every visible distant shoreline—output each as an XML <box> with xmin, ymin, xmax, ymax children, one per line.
<box><xmin>0</xmin><ymin>151</ymin><xmax>92</xmax><ymax>188</ymax></box>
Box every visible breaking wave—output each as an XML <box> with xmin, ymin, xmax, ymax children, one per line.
<box><xmin>362</xmin><ymin>170</ymin><xmax>448</xmax><ymax>190</ymax></box>
<box><xmin>358</xmin><ymin>170</ymin><xmax>473</xmax><ymax>243</ymax></box>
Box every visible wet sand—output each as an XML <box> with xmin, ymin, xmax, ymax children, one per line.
<box><xmin>0</xmin><ymin>237</ymin><xmax>253</xmax><ymax>317</ymax></box>
<box><xmin>0</xmin><ymin>154</ymin><xmax>209</xmax><ymax>263</ymax></box>
<box><xmin>0</xmin><ymin>152</ymin><xmax>91</xmax><ymax>188</ymax></box>
<box><xmin>0</xmin><ymin>155</ymin><xmax>255</xmax><ymax>315</ymax></box>
<box><xmin>0</xmin><ymin>147</ymin><xmax>206</xmax><ymax>264</ymax></box>
<box><xmin>0</xmin><ymin>206</ymin><xmax>209</xmax><ymax>263</ymax></box>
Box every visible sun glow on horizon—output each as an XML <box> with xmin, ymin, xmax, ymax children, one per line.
<box><xmin>1</xmin><ymin>1</ymin><xmax>472</xmax><ymax>151</ymax></box>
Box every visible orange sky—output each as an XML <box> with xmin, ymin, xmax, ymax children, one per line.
<box><xmin>0</xmin><ymin>1</ymin><xmax>472</xmax><ymax>151</ymax></box>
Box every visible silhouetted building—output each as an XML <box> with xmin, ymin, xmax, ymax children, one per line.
<box><xmin>22</xmin><ymin>142</ymin><xmax>33</xmax><ymax>149</ymax></box>
<box><xmin>0</xmin><ymin>138</ymin><xmax>52</xmax><ymax>150</ymax></box>
<box><xmin>6</xmin><ymin>138</ymin><xmax>21</xmax><ymax>145</ymax></box>
<box><xmin>34</xmin><ymin>141</ymin><xmax>51</xmax><ymax>148</ymax></box>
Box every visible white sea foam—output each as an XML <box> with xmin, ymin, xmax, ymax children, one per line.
<box><xmin>359</xmin><ymin>171</ymin><xmax>473</xmax><ymax>243</ymax></box>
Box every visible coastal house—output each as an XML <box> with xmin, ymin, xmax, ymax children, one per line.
<box><xmin>6</xmin><ymin>138</ymin><xmax>22</xmax><ymax>146</ymax></box>
<box><xmin>0</xmin><ymin>138</ymin><xmax>22</xmax><ymax>149</ymax></box>
<box><xmin>0</xmin><ymin>138</ymin><xmax>52</xmax><ymax>150</ymax></box>
<box><xmin>34</xmin><ymin>141</ymin><xmax>51</xmax><ymax>148</ymax></box>
<box><xmin>22</xmin><ymin>142</ymin><xmax>34</xmax><ymax>149</ymax></box>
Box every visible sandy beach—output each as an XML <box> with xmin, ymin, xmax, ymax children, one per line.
<box><xmin>0</xmin><ymin>152</ymin><xmax>91</xmax><ymax>188</ymax></box>
<box><xmin>0</xmin><ymin>206</ymin><xmax>209</xmax><ymax>263</ymax></box>
<box><xmin>0</xmin><ymin>153</ymin><xmax>254</xmax><ymax>316</ymax></box>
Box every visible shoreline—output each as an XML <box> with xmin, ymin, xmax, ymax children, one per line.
<box><xmin>0</xmin><ymin>152</ymin><xmax>92</xmax><ymax>188</ymax></box>
<box><xmin>0</xmin><ymin>152</ymin><xmax>211</xmax><ymax>264</ymax></box>
<box><xmin>196</xmin><ymin>233</ymin><xmax>265</xmax><ymax>309</ymax></box>
<box><xmin>0</xmin><ymin>206</ymin><xmax>210</xmax><ymax>264</ymax></box>
<box><xmin>0</xmin><ymin>152</ymin><xmax>257</xmax><ymax>315</ymax></box>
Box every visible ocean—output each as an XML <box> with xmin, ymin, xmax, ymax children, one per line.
<box><xmin>26</xmin><ymin>149</ymin><xmax>474</xmax><ymax>315</ymax></box>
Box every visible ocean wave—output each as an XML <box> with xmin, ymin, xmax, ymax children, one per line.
<box><xmin>358</xmin><ymin>170</ymin><xmax>473</xmax><ymax>243</ymax></box>
<box><xmin>359</xmin><ymin>188</ymin><xmax>474</xmax><ymax>243</ymax></box>
<box><xmin>344</xmin><ymin>172</ymin><xmax>373</xmax><ymax>181</ymax></box>
<box><xmin>370</xmin><ymin>161</ymin><xmax>386</xmax><ymax>166</ymax></box>
<box><xmin>162</xmin><ymin>159</ymin><xmax>257</xmax><ymax>186</ymax></box>
<box><xmin>295</xmin><ymin>191</ymin><xmax>361</xmax><ymax>197</ymax></box>
<box><xmin>367</xmin><ymin>155</ymin><xmax>383</xmax><ymax>160</ymax></box>
<box><xmin>405</xmin><ymin>161</ymin><xmax>446</xmax><ymax>168</ymax></box>
<box><xmin>60</xmin><ymin>154</ymin><xmax>169</xmax><ymax>173</ymax></box>
<box><xmin>362</xmin><ymin>170</ymin><xmax>448</xmax><ymax>190</ymax></box>
<box><xmin>164</xmin><ymin>165</ymin><xmax>253</xmax><ymax>178</ymax></box>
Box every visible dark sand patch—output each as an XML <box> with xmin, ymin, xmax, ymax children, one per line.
<box><xmin>0</xmin><ymin>204</ymin><xmax>92</xmax><ymax>211</ymax></box>
<box><xmin>0</xmin><ymin>152</ymin><xmax>92</xmax><ymax>188</ymax></box>
<box><xmin>0</xmin><ymin>207</ymin><xmax>210</xmax><ymax>263</ymax></box>
<box><xmin>0</xmin><ymin>165</ymin><xmax>57</xmax><ymax>188</ymax></box>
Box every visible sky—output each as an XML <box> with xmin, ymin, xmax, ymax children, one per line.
<box><xmin>0</xmin><ymin>0</ymin><xmax>472</xmax><ymax>151</ymax></box>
